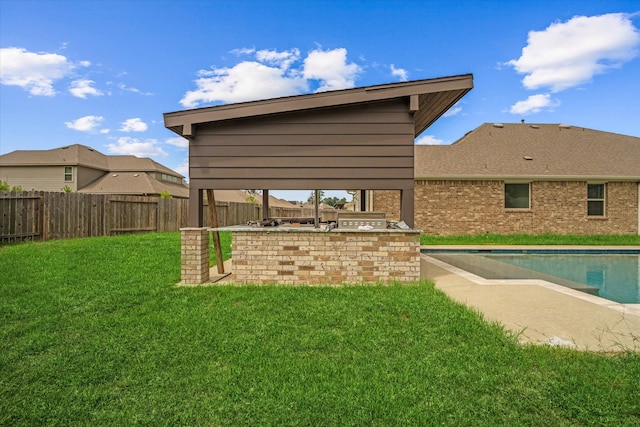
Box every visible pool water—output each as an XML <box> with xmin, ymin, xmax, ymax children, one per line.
<box><xmin>425</xmin><ymin>252</ymin><xmax>640</xmax><ymax>304</ymax></box>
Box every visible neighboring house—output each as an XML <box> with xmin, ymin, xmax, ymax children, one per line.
<box><xmin>209</xmin><ymin>189</ymin><xmax>296</xmax><ymax>208</ymax></box>
<box><xmin>373</xmin><ymin>123</ymin><xmax>640</xmax><ymax>235</ymax></box>
<box><xmin>0</xmin><ymin>144</ymin><xmax>188</xmax><ymax>198</ymax></box>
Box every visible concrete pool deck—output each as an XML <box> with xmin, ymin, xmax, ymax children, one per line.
<box><xmin>421</xmin><ymin>246</ymin><xmax>640</xmax><ymax>352</ymax></box>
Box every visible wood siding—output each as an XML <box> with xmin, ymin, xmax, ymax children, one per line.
<box><xmin>0</xmin><ymin>165</ymin><xmax>71</xmax><ymax>192</ymax></box>
<box><xmin>77</xmin><ymin>165</ymin><xmax>106</xmax><ymax>188</ymax></box>
<box><xmin>189</xmin><ymin>99</ymin><xmax>416</xmax><ymax>191</ymax></box>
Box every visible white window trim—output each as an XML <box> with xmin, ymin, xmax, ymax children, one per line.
<box><xmin>64</xmin><ymin>166</ymin><xmax>74</xmax><ymax>182</ymax></box>
<box><xmin>587</xmin><ymin>182</ymin><xmax>606</xmax><ymax>217</ymax></box>
<box><xmin>504</xmin><ymin>182</ymin><xmax>531</xmax><ymax>210</ymax></box>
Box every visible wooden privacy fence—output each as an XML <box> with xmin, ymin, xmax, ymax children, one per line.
<box><xmin>0</xmin><ymin>192</ymin><xmax>190</xmax><ymax>243</ymax></box>
<box><xmin>0</xmin><ymin>191</ymin><xmax>340</xmax><ymax>243</ymax></box>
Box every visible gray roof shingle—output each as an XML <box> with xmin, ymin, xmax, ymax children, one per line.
<box><xmin>415</xmin><ymin>123</ymin><xmax>640</xmax><ymax>180</ymax></box>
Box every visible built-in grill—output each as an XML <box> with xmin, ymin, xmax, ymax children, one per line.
<box><xmin>337</xmin><ymin>211</ymin><xmax>387</xmax><ymax>229</ymax></box>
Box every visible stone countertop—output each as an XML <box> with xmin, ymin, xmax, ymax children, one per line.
<box><xmin>209</xmin><ymin>225</ymin><xmax>421</xmax><ymax>233</ymax></box>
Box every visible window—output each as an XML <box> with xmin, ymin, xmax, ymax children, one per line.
<box><xmin>587</xmin><ymin>183</ymin><xmax>605</xmax><ymax>216</ymax></box>
<box><xmin>505</xmin><ymin>183</ymin><xmax>530</xmax><ymax>209</ymax></box>
<box><xmin>64</xmin><ymin>166</ymin><xmax>73</xmax><ymax>182</ymax></box>
<box><xmin>161</xmin><ymin>173</ymin><xmax>179</xmax><ymax>183</ymax></box>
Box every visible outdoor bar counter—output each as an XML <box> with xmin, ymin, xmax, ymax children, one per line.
<box><xmin>180</xmin><ymin>225</ymin><xmax>421</xmax><ymax>285</ymax></box>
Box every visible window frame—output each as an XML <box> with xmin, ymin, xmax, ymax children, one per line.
<box><xmin>587</xmin><ymin>183</ymin><xmax>606</xmax><ymax>217</ymax></box>
<box><xmin>64</xmin><ymin>166</ymin><xmax>73</xmax><ymax>182</ymax></box>
<box><xmin>504</xmin><ymin>182</ymin><xmax>530</xmax><ymax>210</ymax></box>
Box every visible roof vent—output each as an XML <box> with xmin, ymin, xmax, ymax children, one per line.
<box><xmin>523</xmin><ymin>156</ymin><xmax>533</xmax><ymax>161</ymax></box>
<box><xmin>559</xmin><ymin>124</ymin><xmax>571</xmax><ymax>129</ymax></box>
<box><xmin>112</xmin><ymin>174</ymin><xmax>118</xmax><ymax>177</ymax></box>
<box><xmin>529</xmin><ymin>125</ymin><xmax>539</xmax><ymax>129</ymax></box>
<box><xmin>493</xmin><ymin>123</ymin><xmax>504</xmax><ymax>128</ymax></box>
<box><xmin>133</xmin><ymin>173</ymin><xmax>139</xmax><ymax>177</ymax></box>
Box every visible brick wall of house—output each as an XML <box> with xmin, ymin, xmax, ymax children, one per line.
<box><xmin>232</xmin><ymin>230</ymin><xmax>421</xmax><ymax>284</ymax></box>
<box><xmin>372</xmin><ymin>190</ymin><xmax>400</xmax><ymax>220</ymax></box>
<box><xmin>373</xmin><ymin>180</ymin><xmax>638</xmax><ymax>235</ymax></box>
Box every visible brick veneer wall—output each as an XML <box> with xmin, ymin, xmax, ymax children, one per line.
<box><xmin>180</xmin><ymin>227</ymin><xmax>210</xmax><ymax>284</ymax></box>
<box><xmin>232</xmin><ymin>230</ymin><xmax>421</xmax><ymax>285</ymax></box>
<box><xmin>372</xmin><ymin>190</ymin><xmax>401</xmax><ymax>221</ymax></box>
<box><xmin>374</xmin><ymin>181</ymin><xmax>638</xmax><ymax>235</ymax></box>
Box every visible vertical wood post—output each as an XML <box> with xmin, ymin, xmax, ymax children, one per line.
<box><xmin>314</xmin><ymin>189</ymin><xmax>320</xmax><ymax>228</ymax></box>
<box><xmin>400</xmin><ymin>188</ymin><xmax>414</xmax><ymax>228</ymax></box>
<box><xmin>206</xmin><ymin>189</ymin><xmax>224</xmax><ymax>274</ymax></box>
<box><xmin>262</xmin><ymin>189</ymin><xmax>270</xmax><ymax>220</ymax></box>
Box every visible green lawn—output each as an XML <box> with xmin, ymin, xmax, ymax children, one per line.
<box><xmin>1</xmin><ymin>233</ymin><xmax>639</xmax><ymax>425</ymax></box>
<box><xmin>421</xmin><ymin>233</ymin><xmax>640</xmax><ymax>246</ymax></box>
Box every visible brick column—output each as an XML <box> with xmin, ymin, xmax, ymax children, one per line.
<box><xmin>180</xmin><ymin>227</ymin><xmax>209</xmax><ymax>284</ymax></box>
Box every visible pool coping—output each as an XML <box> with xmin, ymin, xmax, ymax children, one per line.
<box><xmin>420</xmin><ymin>246</ymin><xmax>640</xmax><ymax>318</ymax></box>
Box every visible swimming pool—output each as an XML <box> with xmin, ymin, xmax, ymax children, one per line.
<box><xmin>421</xmin><ymin>250</ymin><xmax>640</xmax><ymax>304</ymax></box>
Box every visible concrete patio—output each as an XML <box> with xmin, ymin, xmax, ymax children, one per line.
<box><xmin>421</xmin><ymin>251</ymin><xmax>640</xmax><ymax>352</ymax></box>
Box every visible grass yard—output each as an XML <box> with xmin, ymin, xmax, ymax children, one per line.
<box><xmin>1</xmin><ymin>233</ymin><xmax>639</xmax><ymax>425</ymax></box>
<box><xmin>421</xmin><ymin>233</ymin><xmax>640</xmax><ymax>246</ymax></box>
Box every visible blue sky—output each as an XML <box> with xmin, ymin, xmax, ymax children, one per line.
<box><xmin>1</xmin><ymin>0</ymin><xmax>639</xmax><ymax>202</ymax></box>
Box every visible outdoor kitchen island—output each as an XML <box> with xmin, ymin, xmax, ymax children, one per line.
<box><xmin>218</xmin><ymin>225</ymin><xmax>421</xmax><ymax>285</ymax></box>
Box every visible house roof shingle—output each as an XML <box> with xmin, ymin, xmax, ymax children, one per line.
<box><xmin>415</xmin><ymin>123</ymin><xmax>640</xmax><ymax>180</ymax></box>
<box><xmin>0</xmin><ymin>144</ymin><xmax>110</xmax><ymax>170</ymax></box>
<box><xmin>78</xmin><ymin>172</ymin><xmax>190</xmax><ymax>198</ymax></box>
<box><xmin>205</xmin><ymin>190</ymin><xmax>296</xmax><ymax>208</ymax></box>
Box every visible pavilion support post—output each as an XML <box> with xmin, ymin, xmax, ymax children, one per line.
<box><xmin>262</xmin><ymin>189</ymin><xmax>270</xmax><ymax>220</ymax></box>
<box><xmin>189</xmin><ymin>187</ymin><xmax>204</xmax><ymax>227</ymax></box>
<box><xmin>360</xmin><ymin>190</ymin><xmax>367</xmax><ymax>212</ymax></box>
<box><xmin>206</xmin><ymin>189</ymin><xmax>224</xmax><ymax>274</ymax></box>
<box><xmin>400</xmin><ymin>188</ymin><xmax>414</xmax><ymax>228</ymax></box>
<box><xmin>314</xmin><ymin>189</ymin><xmax>320</xmax><ymax>228</ymax></box>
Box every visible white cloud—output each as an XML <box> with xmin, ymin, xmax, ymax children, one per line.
<box><xmin>174</xmin><ymin>158</ymin><xmax>189</xmax><ymax>178</ymax></box>
<box><xmin>256</xmin><ymin>48</ymin><xmax>300</xmax><ymax>70</ymax></box>
<box><xmin>180</xmin><ymin>55</ymin><xmax>309</xmax><ymax>107</ymax></box>
<box><xmin>69</xmin><ymin>79</ymin><xmax>103</xmax><ymax>98</ymax></box>
<box><xmin>166</xmin><ymin>136</ymin><xmax>189</xmax><ymax>149</ymax></box>
<box><xmin>390</xmin><ymin>64</ymin><xmax>408</xmax><ymax>81</ymax></box>
<box><xmin>443</xmin><ymin>103</ymin><xmax>463</xmax><ymax>117</ymax></box>
<box><xmin>302</xmin><ymin>48</ymin><xmax>361</xmax><ymax>92</ymax></box>
<box><xmin>415</xmin><ymin>134</ymin><xmax>447</xmax><ymax>145</ymax></box>
<box><xmin>117</xmin><ymin>82</ymin><xmax>153</xmax><ymax>96</ymax></box>
<box><xmin>119</xmin><ymin>118</ymin><xmax>148</xmax><ymax>132</ymax></box>
<box><xmin>230</xmin><ymin>47</ymin><xmax>255</xmax><ymax>56</ymax></box>
<box><xmin>64</xmin><ymin>115</ymin><xmax>105</xmax><ymax>132</ymax></box>
<box><xmin>0</xmin><ymin>47</ymin><xmax>80</xmax><ymax>96</ymax></box>
<box><xmin>180</xmin><ymin>47</ymin><xmax>365</xmax><ymax>108</ymax></box>
<box><xmin>106</xmin><ymin>137</ymin><xmax>168</xmax><ymax>157</ymax></box>
<box><xmin>507</xmin><ymin>13</ymin><xmax>640</xmax><ymax>92</ymax></box>
<box><xmin>509</xmin><ymin>93</ymin><xmax>560</xmax><ymax>115</ymax></box>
